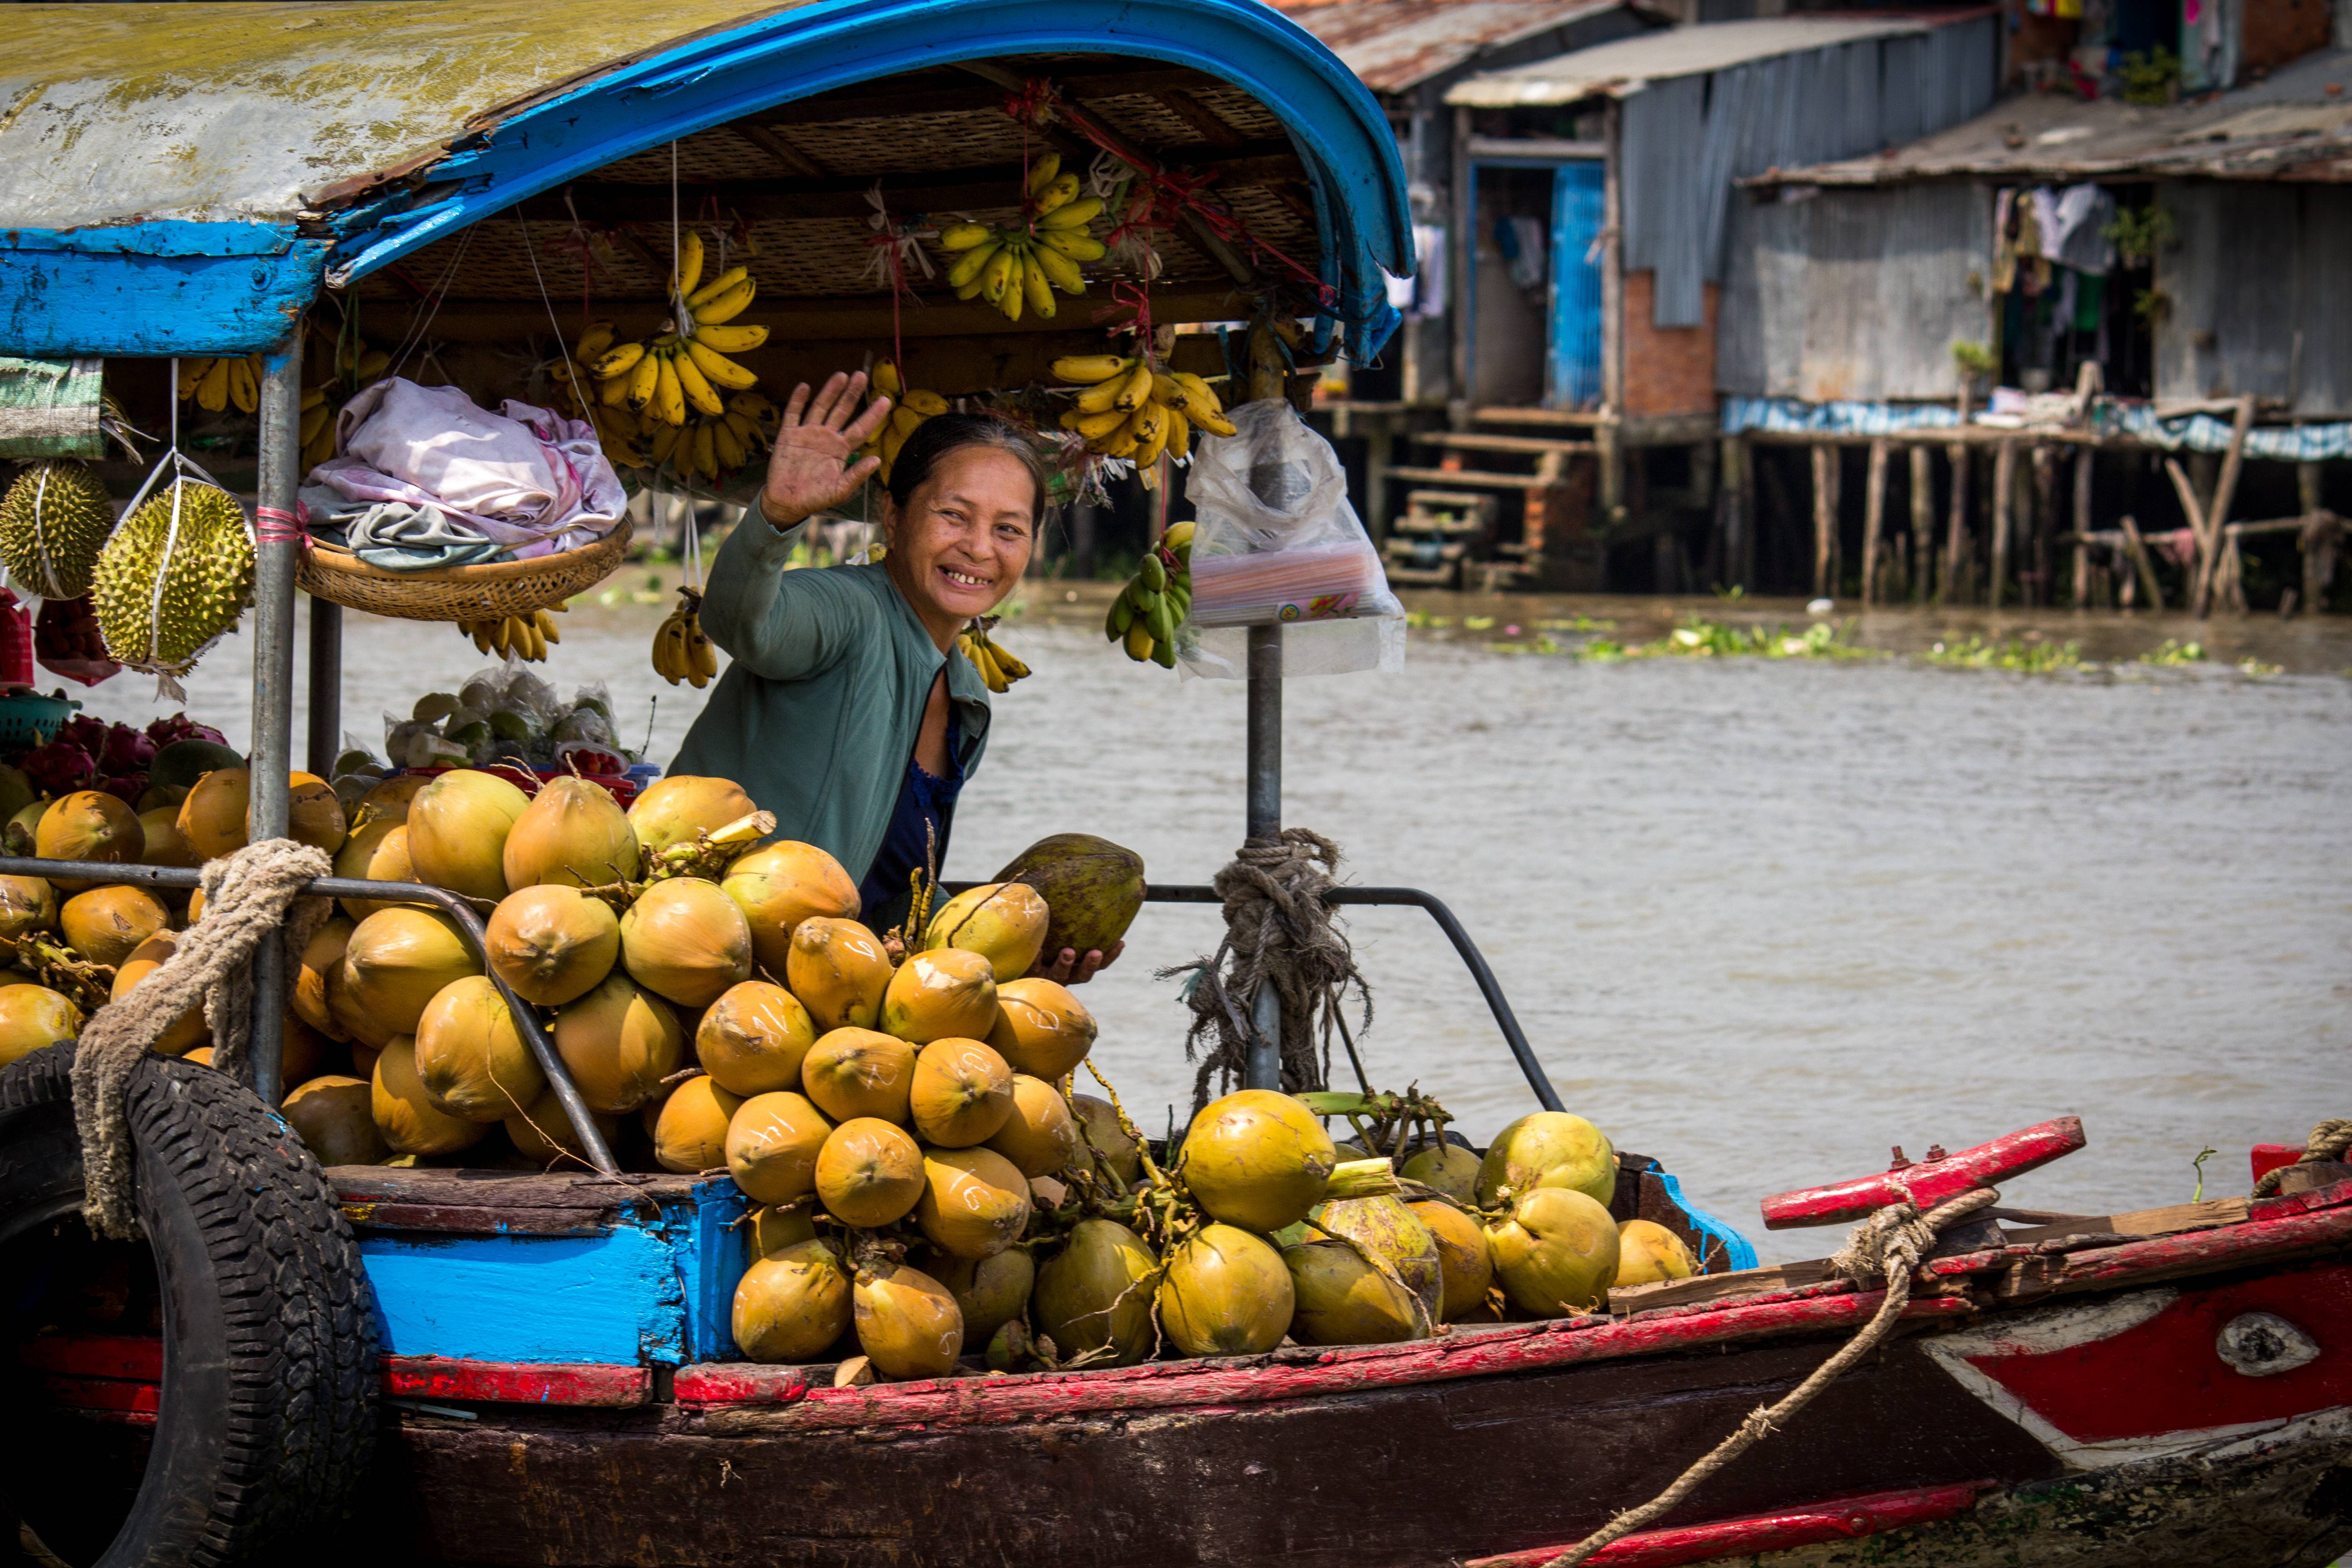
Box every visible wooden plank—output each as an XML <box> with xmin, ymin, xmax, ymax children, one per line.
<box><xmin>1378</xmin><ymin>466</ymin><xmax>1564</xmax><ymax>492</ymax></box>
<box><xmin>691</xmin><ymin>1296</ymin><xmax>1977</xmax><ymax>1434</ymax></box>
<box><xmin>1761</xmin><ymin>1117</ymin><xmax>2087</xmax><ymax>1230</ymax></box>
<box><xmin>1608</xmin><ymin>1259</ymin><xmax>1837</xmax><ymax>1314</ymax></box>
<box><xmin>2028</xmin><ymin>1200</ymin><xmax>2352</xmax><ymax>1300</ymax></box>
<box><xmin>2119</xmin><ymin>514</ymin><xmax>2166</xmax><ymax>609</ymax></box>
<box><xmin>675</xmin><ymin>1363</ymin><xmax>818</xmax><ymax>1406</ymax></box>
<box><xmin>1465</xmin><ymin>1480</ymin><xmax>1997</xmax><ymax>1568</ymax></box>
<box><xmin>1996</xmin><ymin>1197</ymin><xmax>2251</xmax><ymax>1247</ymax></box>
<box><xmin>1473</xmin><ymin>406</ymin><xmax>1606</xmax><ymax>427</ymax></box>
<box><xmin>383</xmin><ymin>1357</ymin><xmax>652</xmax><ymax>1409</ymax></box>
<box><xmin>1419</xmin><ymin>431</ymin><xmax>1597</xmax><ymax>456</ymax></box>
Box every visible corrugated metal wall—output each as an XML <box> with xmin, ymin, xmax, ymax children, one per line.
<box><xmin>1624</xmin><ymin>13</ymin><xmax>1999</xmax><ymax>327</ymax></box>
<box><xmin>1716</xmin><ymin>182</ymin><xmax>1995</xmax><ymax>401</ymax></box>
<box><xmin>2157</xmin><ymin>181</ymin><xmax>2352</xmax><ymax>417</ymax></box>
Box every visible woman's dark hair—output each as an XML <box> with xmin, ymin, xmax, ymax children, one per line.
<box><xmin>885</xmin><ymin>412</ymin><xmax>1049</xmax><ymax>529</ymax></box>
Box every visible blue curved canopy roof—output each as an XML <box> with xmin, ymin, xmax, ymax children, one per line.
<box><xmin>0</xmin><ymin>0</ymin><xmax>1409</xmax><ymax>361</ymax></box>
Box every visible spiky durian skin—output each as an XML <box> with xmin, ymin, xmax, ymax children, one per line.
<box><xmin>0</xmin><ymin>460</ymin><xmax>115</xmax><ymax>598</ymax></box>
<box><xmin>91</xmin><ymin>480</ymin><xmax>254</xmax><ymax>666</ymax></box>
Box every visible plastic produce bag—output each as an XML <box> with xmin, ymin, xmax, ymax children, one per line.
<box><xmin>1178</xmin><ymin>400</ymin><xmax>1402</xmax><ymax>680</ymax></box>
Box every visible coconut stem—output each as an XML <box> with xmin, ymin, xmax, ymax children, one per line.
<box><xmin>1325</xmin><ymin>1157</ymin><xmax>1401</xmax><ymax>1201</ymax></box>
<box><xmin>1</xmin><ymin>934</ymin><xmax>114</xmax><ymax>1011</ymax></box>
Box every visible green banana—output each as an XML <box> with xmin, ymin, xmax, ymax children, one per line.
<box><xmin>1139</xmin><ymin>554</ymin><xmax>1167</xmax><ymax>593</ymax></box>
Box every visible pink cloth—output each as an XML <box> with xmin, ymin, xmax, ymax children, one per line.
<box><xmin>309</xmin><ymin>378</ymin><xmax>624</xmax><ymax>559</ymax></box>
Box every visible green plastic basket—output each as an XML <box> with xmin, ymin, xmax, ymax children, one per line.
<box><xmin>0</xmin><ymin>692</ymin><xmax>81</xmax><ymax>751</ymax></box>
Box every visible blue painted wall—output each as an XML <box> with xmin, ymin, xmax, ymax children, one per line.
<box><xmin>358</xmin><ymin>1177</ymin><xmax>748</xmax><ymax>1366</ymax></box>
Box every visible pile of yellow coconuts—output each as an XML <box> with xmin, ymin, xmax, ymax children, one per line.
<box><xmin>0</xmin><ymin>764</ymin><xmax>1706</xmax><ymax>1385</ymax></box>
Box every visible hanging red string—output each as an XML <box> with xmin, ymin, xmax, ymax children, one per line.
<box><xmin>862</xmin><ymin>184</ymin><xmax>933</xmax><ymax>373</ymax></box>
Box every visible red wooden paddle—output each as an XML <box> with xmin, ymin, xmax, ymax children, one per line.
<box><xmin>1760</xmin><ymin>1116</ymin><xmax>2086</xmax><ymax>1230</ymax></box>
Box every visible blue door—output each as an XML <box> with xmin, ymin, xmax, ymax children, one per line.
<box><xmin>1548</xmin><ymin>162</ymin><xmax>1604</xmax><ymax>410</ymax></box>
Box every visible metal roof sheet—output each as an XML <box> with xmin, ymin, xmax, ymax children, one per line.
<box><xmin>1267</xmin><ymin>0</ymin><xmax>1641</xmax><ymax>93</ymax></box>
<box><xmin>1755</xmin><ymin>44</ymin><xmax>2352</xmax><ymax>183</ymax></box>
<box><xmin>0</xmin><ymin>1</ymin><xmax>799</xmax><ymax>231</ymax></box>
<box><xmin>1443</xmin><ymin>15</ymin><xmax>1936</xmax><ymax>105</ymax></box>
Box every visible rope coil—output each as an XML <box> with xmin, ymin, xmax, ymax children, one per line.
<box><xmin>1534</xmin><ymin>1185</ymin><xmax>2000</xmax><ymax>1568</ymax></box>
<box><xmin>2253</xmin><ymin>1118</ymin><xmax>2352</xmax><ymax>1198</ymax></box>
<box><xmin>69</xmin><ymin>840</ymin><xmax>333</xmax><ymax>1240</ymax></box>
<box><xmin>1161</xmin><ymin>828</ymin><xmax>1370</xmax><ymax>1112</ymax></box>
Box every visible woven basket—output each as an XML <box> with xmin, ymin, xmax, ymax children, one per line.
<box><xmin>297</xmin><ymin>522</ymin><xmax>632</xmax><ymax>622</ymax></box>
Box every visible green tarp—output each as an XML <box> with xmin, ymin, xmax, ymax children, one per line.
<box><xmin>0</xmin><ymin>358</ymin><xmax>104</xmax><ymax>459</ymax></box>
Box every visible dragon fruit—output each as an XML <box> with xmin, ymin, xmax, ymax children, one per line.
<box><xmin>55</xmin><ymin>715</ymin><xmax>110</xmax><ymax>756</ymax></box>
<box><xmin>99</xmin><ymin>774</ymin><xmax>146</xmax><ymax>806</ymax></box>
<box><xmin>146</xmin><ymin>714</ymin><xmax>227</xmax><ymax>748</ymax></box>
<box><xmin>18</xmin><ymin>741</ymin><xmax>96</xmax><ymax>797</ymax></box>
<box><xmin>100</xmin><ymin>725</ymin><xmax>155</xmax><ymax>775</ymax></box>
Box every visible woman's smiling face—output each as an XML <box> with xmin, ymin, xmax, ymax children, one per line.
<box><xmin>885</xmin><ymin>445</ymin><xmax>1039</xmax><ymax>634</ymax></box>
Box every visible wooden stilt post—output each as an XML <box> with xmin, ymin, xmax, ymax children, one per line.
<box><xmin>2120</xmin><ymin>514</ymin><xmax>2166</xmax><ymax>610</ymax></box>
<box><xmin>2071</xmin><ymin>447</ymin><xmax>2093</xmax><ymax>610</ymax></box>
<box><xmin>1989</xmin><ymin>439</ymin><xmax>2017</xmax><ymax>610</ymax></box>
<box><xmin>2029</xmin><ymin>444</ymin><xmax>2057</xmax><ymax>608</ymax></box>
<box><xmin>1735</xmin><ymin>435</ymin><xmax>1758</xmax><ymax>589</ymax></box>
<box><xmin>2194</xmin><ymin>396</ymin><xmax>2256</xmax><ymax>616</ymax></box>
<box><xmin>1811</xmin><ymin>443</ymin><xmax>1837</xmax><ymax>599</ymax></box>
<box><xmin>1717</xmin><ymin>436</ymin><xmax>1746</xmax><ymax>592</ymax></box>
<box><xmin>1909</xmin><ymin>444</ymin><xmax>1934</xmax><ymax>603</ymax></box>
<box><xmin>1943</xmin><ymin>443</ymin><xmax>1970</xmax><ymax>604</ymax></box>
<box><xmin>1860</xmin><ymin>439</ymin><xmax>1889</xmax><ymax>607</ymax></box>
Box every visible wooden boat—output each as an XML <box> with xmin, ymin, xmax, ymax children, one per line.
<box><xmin>7</xmin><ymin>1048</ymin><xmax>2347</xmax><ymax>1568</ymax></box>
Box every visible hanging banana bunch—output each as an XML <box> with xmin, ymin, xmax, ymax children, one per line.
<box><xmin>588</xmin><ymin>231</ymin><xmax>768</xmax><ymax>428</ymax></box>
<box><xmin>457</xmin><ymin>607</ymin><xmax>565</xmax><ymax>662</ymax></box>
<box><xmin>643</xmin><ymin>389</ymin><xmax>775</xmax><ymax>488</ymax></box>
<box><xmin>653</xmin><ymin>587</ymin><xmax>718</xmax><ymax>688</ymax></box>
<box><xmin>934</xmin><ymin>153</ymin><xmax>1107</xmax><ymax>324</ymax></box>
<box><xmin>177</xmin><ymin>353</ymin><xmax>263</xmax><ymax>415</ymax></box>
<box><xmin>855</xmin><ymin>360</ymin><xmax>951</xmax><ymax>484</ymax></box>
<box><xmin>957</xmin><ymin>622</ymin><xmax>1030</xmax><ymax>694</ymax></box>
<box><xmin>1051</xmin><ymin>354</ymin><xmax>1235</xmax><ymax>485</ymax></box>
<box><xmin>1105</xmin><ymin>520</ymin><xmax>1192</xmax><ymax>669</ymax></box>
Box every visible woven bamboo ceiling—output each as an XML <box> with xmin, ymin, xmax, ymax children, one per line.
<box><xmin>351</xmin><ymin>53</ymin><xmax>1324</xmax><ymax>382</ymax></box>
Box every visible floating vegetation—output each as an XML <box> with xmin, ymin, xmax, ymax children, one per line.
<box><xmin>1573</xmin><ymin>617</ymin><xmax>1870</xmax><ymax>663</ymax></box>
<box><xmin>1923</xmin><ymin>636</ymin><xmax>2082</xmax><ymax>673</ymax></box>
<box><xmin>2136</xmin><ymin>639</ymin><xmax>2206</xmax><ymax>666</ymax></box>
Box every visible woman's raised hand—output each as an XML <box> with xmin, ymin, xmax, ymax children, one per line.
<box><xmin>757</xmin><ymin>372</ymin><xmax>894</xmax><ymax>529</ymax></box>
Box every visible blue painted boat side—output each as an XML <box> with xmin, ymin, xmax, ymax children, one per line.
<box><xmin>0</xmin><ymin>231</ymin><xmax>328</xmax><ymax>356</ymax></box>
<box><xmin>684</xmin><ymin>1176</ymin><xmax>750</xmax><ymax>1363</ymax></box>
<box><xmin>1652</xmin><ymin>1168</ymin><xmax>1760</xmax><ymax>1274</ymax></box>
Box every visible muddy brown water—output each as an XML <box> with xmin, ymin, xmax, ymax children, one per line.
<box><xmin>71</xmin><ymin>579</ymin><xmax>2352</xmax><ymax>1263</ymax></box>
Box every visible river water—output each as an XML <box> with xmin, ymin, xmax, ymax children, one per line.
<box><xmin>69</xmin><ymin>582</ymin><xmax>2352</xmax><ymax>1263</ymax></box>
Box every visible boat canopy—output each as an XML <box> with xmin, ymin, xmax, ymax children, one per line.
<box><xmin>0</xmin><ymin>0</ymin><xmax>1411</xmax><ymax>360</ymax></box>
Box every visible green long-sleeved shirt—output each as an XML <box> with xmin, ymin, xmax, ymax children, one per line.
<box><xmin>670</xmin><ymin>515</ymin><xmax>990</xmax><ymax>885</ymax></box>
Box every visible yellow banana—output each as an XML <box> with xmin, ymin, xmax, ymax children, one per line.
<box><xmin>591</xmin><ymin>341</ymin><xmax>646</xmax><ymax>380</ymax></box>
<box><xmin>693</xmin><ymin>422</ymin><xmax>718</xmax><ymax>479</ymax></box>
<box><xmin>686</xmin><ymin>265</ymin><xmax>749</xmax><ymax>309</ymax></box>
<box><xmin>674</xmin><ymin>230</ymin><xmax>705</xmax><ymax>299</ymax></box>
<box><xmin>228</xmin><ymin>356</ymin><xmax>260</xmax><ymax>414</ymax></box>
<box><xmin>1031</xmin><ymin>245</ymin><xmax>1086</xmax><ymax>295</ymax></box>
<box><xmin>177</xmin><ymin>359</ymin><xmax>204</xmax><ymax>399</ymax></box>
<box><xmin>903</xmin><ymin>389</ymin><xmax>949</xmax><ymax>416</ymax></box>
<box><xmin>990</xmin><ymin>640</ymin><xmax>1030</xmax><ymax>680</ymax></box>
<box><xmin>1025</xmin><ymin>152</ymin><xmax>1062</xmax><ymax>197</ymax></box>
<box><xmin>946</xmin><ymin>238</ymin><xmax>1002</xmax><ymax>290</ymax></box>
<box><xmin>712</xmin><ymin>417</ymin><xmax>745</xmax><ymax>470</ymax></box>
<box><xmin>980</xmin><ymin>247</ymin><xmax>1018</xmax><ymax>305</ymax></box>
<box><xmin>670</xmin><ymin>346</ymin><xmax>725</xmax><ymax>417</ymax></box>
<box><xmin>653</xmin><ymin>350</ymin><xmax>686</xmax><ymax>426</ymax></box>
<box><xmin>536</xmin><ymin>608</ymin><xmax>562</xmax><ymax>645</ymax></box>
<box><xmin>1191</xmin><ymin>406</ymin><xmax>1239</xmax><ymax>438</ymax></box>
<box><xmin>355</xmin><ymin>348</ymin><xmax>391</xmax><ymax>381</ymax></box>
<box><xmin>1034</xmin><ymin>171</ymin><xmax>1082</xmax><ymax>215</ymax></box>
<box><xmin>1114</xmin><ymin>358</ymin><xmax>1156</xmax><ymax>412</ymax></box>
<box><xmin>650</xmin><ymin>420</ymin><xmax>683</xmax><ymax>465</ymax></box>
<box><xmin>889</xmin><ymin>404</ymin><xmax>925</xmax><ymax>438</ymax></box>
<box><xmin>1054</xmin><ymin>354</ymin><xmax>1132</xmax><ymax>384</ymax></box>
<box><xmin>1074</xmin><ymin>378</ymin><xmax>1122</xmax><ymax>415</ymax></box>
<box><xmin>1123</xmin><ymin>620</ymin><xmax>1154</xmax><ymax>662</ymax></box>
<box><xmin>624</xmin><ymin>350</ymin><xmax>662</xmax><ymax>412</ymax></box>
<box><xmin>196</xmin><ymin>357</ymin><xmax>231</xmax><ymax>412</ymax></box>
<box><xmin>723</xmin><ymin>408</ymin><xmax>763</xmax><ymax>445</ymax></box>
<box><xmin>1024</xmin><ymin>255</ymin><xmax>1060</xmax><ymax>316</ymax></box>
<box><xmin>1073</xmin><ymin>406</ymin><xmax>1128</xmax><ymax>441</ymax></box>
<box><xmin>692</xmin><ymin>322</ymin><xmax>768</xmax><ymax>353</ymax></box>
<box><xmin>692</xmin><ymin>278</ymin><xmax>756</xmax><ymax>325</ymax></box>
<box><xmin>1130</xmin><ymin>402</ymin><xmax>1170</xmax><ymax>467</ymax></box>
<box><xmin>937</xmin><ymin>223</ymin><xmax>994</xmax><ymax>251</ymax></box>
<box><xmin>1167</xmin><ymin>407</ymin><xmax>1192</xmax><ymax>462</ymax></box>
<box><xmin>999</xmin><ymin>254</ymin><xmax>1026</xmax><ymax>322</ymax></box>
<box><xmin>576</xmin><ymin>321</ymin><xmax>617</xmax><ymax>361</ymax></box>
<box><xmin>1038</xmin><ymin>197</ymin><xmax>1104</xmax><ymax>231</ymax></box>
<box><xmin>1172</xmin><ymin>371</ymin><xmax>1225</xmax><ymax>415</ymax></box>
<box><xmin>682</xmin><ymin>337</ymin><xmax>758</xmax><ymax>391</ymax></box>
<box><xmin>1039</xmin><ymin>228</ymin><xmax>1107</xmax><ymax>262</ymax></box>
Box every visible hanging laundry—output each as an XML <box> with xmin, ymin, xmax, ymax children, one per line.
<box><xmin>1993</xmin><ymin>189</ymin><xmax>2053</xmax><ymax>296</ymax></box>
<box><xmin>2050</xmin><ymin>184</ymin><xmax>2117</xmax><ymax>274</ymax></box>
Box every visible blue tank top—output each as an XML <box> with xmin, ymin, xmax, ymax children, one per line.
<box><xmin>857</xmin><ymin>708</ymin><xmax>964</xmax><ymax>932</ymax></box>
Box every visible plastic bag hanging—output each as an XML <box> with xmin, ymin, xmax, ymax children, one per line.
<box><xmin>1176</xmin><ymin>400</ymin><xmax>1403</xmax><ymax>680</ymax></box>
<box><xmin>89</xmin><ymin>363</ymin><xmax>255</xmax><ymax>700</ymax></box>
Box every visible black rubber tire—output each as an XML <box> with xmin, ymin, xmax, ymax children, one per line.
<box><xmin>0</xmin><ymin>1045</ymin><xmax>377</xmax><ymax>1567</ymax></box>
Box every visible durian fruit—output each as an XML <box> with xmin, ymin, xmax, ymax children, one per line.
<box><xmin>90</xmin><ymin>480</ymin><xmax>254</xmax><ymax>670</ymax></box>
<box><xmin>0</xmin><ymin>460</ymin><xmax>115</xmax><ymax>599</ymax></box>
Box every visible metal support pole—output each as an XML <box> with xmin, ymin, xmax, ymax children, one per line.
<box><xmin>1243</xmin><ymin>623</ymin><xmax>1282</xmax><ymax>1090</ymax></box>
<box><xmin>306</xmin><ymin>600</ymin><xmax>342</xmax><ymax>777</ymax></box>
<box><xmin>247</xmin><ymin>331</ymin><xmax>304</xmax><ymax>1105</ymax></box>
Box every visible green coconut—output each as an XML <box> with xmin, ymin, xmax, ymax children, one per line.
<box><xmin>334</xmin><ymin>818</ymin><xmax>422</xmax><ymax>922</ymax></box>
<box><xmin>1312</xmin><ymin>1194</ymin><xmax>1440</xmax><ymax>1333</ymax></box>
<box><xmin>721</xmin><ymin>839</ymin><xmax>860</xmax><ymax>978</ymax></box>
<box><xmin>626</xmin><ymin>774</ymin><xmax>757</xmax><ymax>858</ymax></box>
<box><xmin>1411</xmin><ymin>1199</ymin><xmax>1495</xmax><ymax>1321</ymax></box>
<box><xmin>405</xmin><ymin>769</ymin><xmax>531</xmax><ymax>901</ymax></box>
<box><xmin>412</xmin><ymin>973</ymin><xmax>545</xmax><ymax>1122</ymax></box>
<box><xmin>694</xmin><ymin>980</ymin><xmax>818</xmax><ymax>1097</ymax></box>
<box><xmin>990</xmin><ymin>833</ymin><xmax>1145</xmax><ymax>961</ymax></box>
<box><xmin>485</xmin><ymin>883</ymin><xmax>621</xmax><ymax>1007</ymax></box>
<box><xmin>725</xmin><ymin>1090</ymin><xmax>833</xmax><ymax>1206</ymax></box>
<box><xmin>59</xmin><ymin>884</ymin><xmax>168</xmax><ymax>968</ymax></box>
<box><xmin>1157</xmin><ymin>1224</ymin><xmax>1294</xmax><ymax>1357</ymax></box>
<box><xmin>983</xmin><ymin>1073</ymin><xmax>1078</xmax><ymax>1178</ymax></box>
<box><xmin>652</xmin><ymin>1073</ymin><xmax>745</xmax><ymax>1174</ymax></box>
<box><xmin>36</xmin><ymin>790</ymin><xmax>143</xmax><ymax>888</ymax></box>
<box><xmin>281</xmin><ymin>1074</ymin><xmax>389</xmax><ymax>1167</ymax></box>
<box><xmin>0</xmin><ymin>984</ymin><xmax>82</xmax><ymax>1068</ymax></box>
<box><xmin>782</xmin><ymin>916</ymin><xmax>892</xmax><ymax>1032</ymax></box>
<box><xmin>921</xmin><ymin>882</ymin><xmax>1048</xmax><ymax>982</ymax></box>
<box><xmin>986</xmin><ymin>977</ymin><xmax>1098</xmax><ymax>1081</ymax></box>
<box><xmin>853</xmin><ymin>1262</ymin><xmax>963</xmax><ymax>1381</ymax></box>
<box><xmin>504</xmin><ymin>1082</ymin><xmax>620</xmax><ymax>1166</ymax></box>
<box><xmin>550</xmin><ymin>972</ymin><xmax>684</xmax><ymax>1114</ymax></box>
<box><xmin>1475</xmin><ymin>1112</ymin><xmax>1617</xmax><ymax>1209</ymax></box>
<box><xmin>1282</xmin><ymin>1238</ymin><xmax>1420</xmax><ymax>1346</ymax></box>
<box><xmin>339</xmin><ymin>907</ymin><xmax>483</xmax><ymax>1035</ymax></box>
<box><xmin>734</xmin><ymin>1239</ymin><xmax>853</xmax><ymax>1364</ymax></box>
<box><xmin>799</xmin><ymin>1027</ymin><xmax>916</xmax><ymax>1125</ymax></box>
<box><xmin>1400</xmin><ymin>1141</ymin><xmax>1482</xmax><ymax>1204</ymax></box>
<box><xmin>371</xmin><ymin>1035</ymin><xmax>490</xmax><ymax>1157</ymax></box>
<box><xmin>878</xmin><ymin>947</ymin><xmax>997</xmax><ymax>1044</ymax></box>
<box><xmin>924</xmin><ymin>1249</ymin><xmax>1035</xmax><ymax>1348</ymax></box>
<box><xmin>907</xmin><ymin>1036</ymin><xmax>1014</xmax><ymax>1148</ymax></box>
<box><xmin>501</xmin><ymin>775</ymin><xmax>640</xmax><ymax>889</ymax></box>
<box><xmin>1615</xmin><ymin>1219</ymin><xmax>1698</xmax><ymax>1288</ymax></box>
<box><xmin>1032</xmin><ymin>1218</ymin><xmax>1156</xmax><ymax>1368</ymax></box>
<box><xmin>618</xmin><ymin>876</ymin><xmax>751</xmax><ymax>1009</ymax></box>
<box><xmin>914</xmin><ymin>1145</ymin><xmax>1031</xmax><ymax>1260</ymax></box>
<box><xmin>1069</xmin><ymin>1093</ymin><xmax>1142</xmax><ymax>1188</ymax></box>
<box><xmin>148</xmin><ymin>739</ymin><xmax>245</xmax><ymax>793</ymax></box>
<box><xmin>1485</xmin><ymin>1187</ymin><xmax>1620</xmax><ymax>1317</ymax></box>
<box><xmin>813</xmin><ymin>1117</ymin><xmax>924</xmax><ymax>1228</ymax></box>
<box><xmin>1177</xmin><ymin>1089</ymin><xmax>1337</xmax><ymax>1233</ymax></box>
